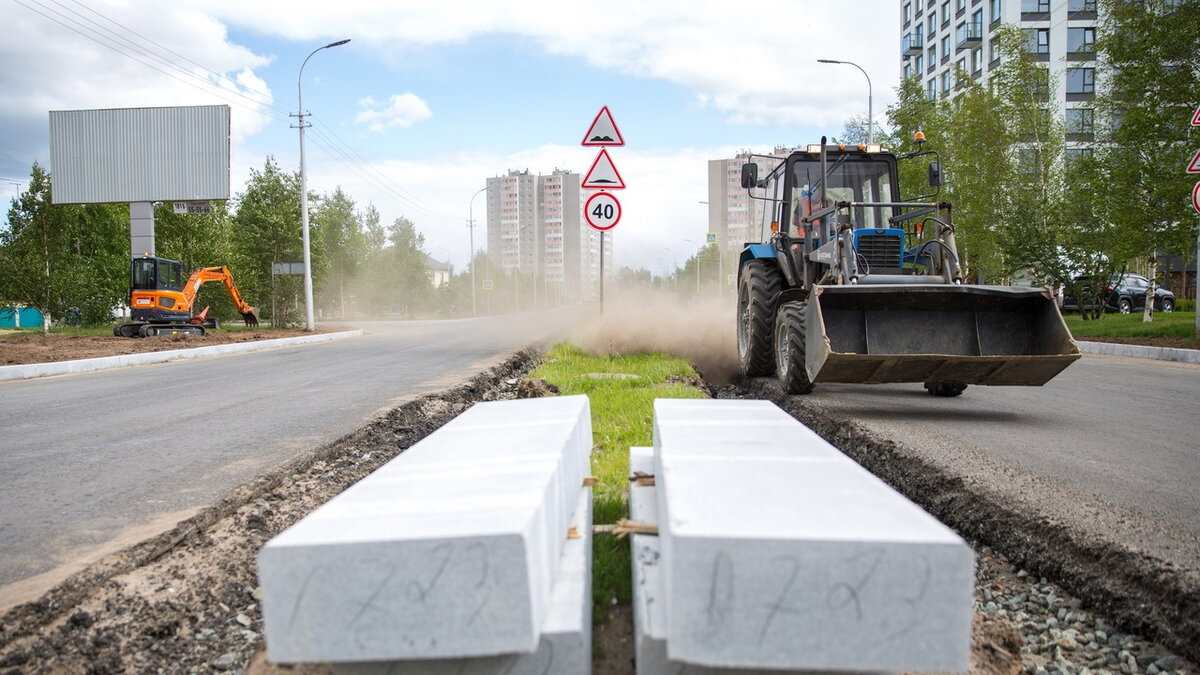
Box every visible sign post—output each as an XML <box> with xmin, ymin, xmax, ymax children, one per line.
<box><xmin>581</xmin><ymin>106</ymin><xmax>626</xmax><ymax>311</ymax></box>
<box><xmin>1191</xmin><ymin>106</ymin><xmax>1199</xmax><ymax>340</ymax></box>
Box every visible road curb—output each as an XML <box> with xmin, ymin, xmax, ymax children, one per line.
<box><xmin>1076</xmin><ymin>340</ymin><xmax>1200</xmax><ymax>364</ymax></box>
<box><xmin>0</xmin><ymin>330</ymin><xmax>364</xmax><ymax>382</ymax></box>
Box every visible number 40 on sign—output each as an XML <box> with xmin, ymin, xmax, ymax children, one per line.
<box><xmin>585</xmin><ymin>192</ymin><xmax>621</xmax><ymax>231</ymax></box>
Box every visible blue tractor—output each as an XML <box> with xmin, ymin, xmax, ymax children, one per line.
<box><xmin>736</xmin><ymin>138</ymin><xmax>1079</xmax><ymax>396</ymax></box>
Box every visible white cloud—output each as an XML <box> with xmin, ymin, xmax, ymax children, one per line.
<box><xmin>354</xmin><ymin>94</ymin><xmax>433</xmax><ymax>133</ymax></box>
<box><xmin>195</xmin><ymin>0</ymin><xmax>901</xmax><ymax>129</ymax></box>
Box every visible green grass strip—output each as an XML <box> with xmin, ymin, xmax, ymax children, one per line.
<box><xmin>1063</xmin><ymin>311</ymin><xmax>1197</xmax><ymax>342</ymax></box>
<box><xmin>528</xmin><ymin>343</ymin><xmax>706</xmax><ymax>622</ymax></box>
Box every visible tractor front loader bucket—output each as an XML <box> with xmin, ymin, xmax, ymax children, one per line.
<box><xmin>242</xmin><ymin>307</ymin><xmax>260</xmax><ymax>327</ymax></box>
<box><xmin>806</xmin><ymin>285</ymin><xmax>1080</xmax><ymax>386</ymax></box>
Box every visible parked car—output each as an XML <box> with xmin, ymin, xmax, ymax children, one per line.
<box><xmin>1061</xmin><ymin>274</ymin><xmax>1175</xmax><ymax>314</ymax></box>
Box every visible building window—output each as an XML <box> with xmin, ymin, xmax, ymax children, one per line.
<box><xmin>990</xmin><ymin>0</ymin><xmax>1002</xmax><ymax>22</ymax></box>
<box><xmin>1067</xmin><ymin>27</ymin><xmax>1095</xmax><ymax>54</ymax></box>
<box><xmin>928</xmin><ymin>45</ymin><xmax>937</xmax><ymax>69</ymax></box>
<box><xmin>971</xmin><ymin>48</ymin><xmax>982</xmax><ymax>75</ymax></box>
<box><xmin>1025</xmin><ymin>28</ymin><xmax>1050</xmax><ymax>54</ymax></box>
<box><xmin>904</xmin><ymin>62</ymin><xmax>913</xmax><ymax>79</ymax></box>
<box><xmin>956</xmin><ymin>0</ymin><xmax>965</xmax><ymax>13</ymax></box>
<box><xmin>989</xmin><ymin>39</ymin><xmax>1001</xmax><ymax>64</ymax></box>
<box><xmin>1065</xmin><ymin>148</ymin><xmax>1094</xmax><ymax>163</ymax></box>
<box><xmin>904</xmin><ymin>2</ymin><xmax>912</xmax><ymax>22</ymax></box>
<box><xmin>1066</xmin><ymin>67</ymin><xmax>1096</xmax><ymax>94</ymax></box>
<box><xmin>942</xmin><ymin>1</ymin><xmax>951</xmax><ymax>24</ymax></box>
<box><xmin>929</xmin><ymin>14</ymin><xmax>937</xmax><ymax>34</ymax></box>
<box><xmin>971</xmin><ymin>9</ymin><xmax>983</xmax><ymax>34</ymax></box>
<box><xmin>928</xmin><ymin>79</ymin><xmax>937</xmax><ymax>100</ymax></box>
<box><xmin>942</xmin><ymin>70</ymin><xmax>951</xmax><ymax>93</ymax></box>
<box><xmin>1022</xmin><ymin>0</ymin><xmax>1050</xmax><ymax>12</ymax></box>
<box><xmin>1067</xmin><ymin>0</ymin><xmax>1096</xmax><ymax>11</ymax></box>
<box><xmin>1066</xmin><ymin>108</ymin><xmax>1095</xmax><ymax>135</ymax></box>
<box><xmin>942</xmin><ymin>34</ymin><xmax>951</xmax><ymax>60</ymax></box>
<box><xmin>915</xmin><ymin>54</ymin><xmax>924</xmax><ymax>72</ymax></box>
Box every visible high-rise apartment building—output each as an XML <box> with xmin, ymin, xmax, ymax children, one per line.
<box><xmin>485</xmin><ymin>168</ymin><xmax>596</xmax><ymax>302</ymax></box>
<box><xmin>706</xmin><ymin>148</ymin><xmax>792</xmax><ymax>269</ymax></box>
<box><xmin>902</xmin><ymin>0</ymin><xmax>1100</xmax><ymax>160</ymax></box>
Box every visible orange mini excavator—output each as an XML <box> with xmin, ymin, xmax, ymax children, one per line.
<box><xmin>114</xmin><ymin>255</ymin><xmax>260</xmax><ymax>337</ymax></box>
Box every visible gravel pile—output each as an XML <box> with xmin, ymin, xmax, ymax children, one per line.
<box><xmin>973</xmin><ymin>544</ymin><xmax>1192</xmax><ymax>674</ymax></box>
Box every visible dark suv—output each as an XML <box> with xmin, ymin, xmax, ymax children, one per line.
<box><xmin>1061</xmin><ymin>274</ymin><xmax>1175</xmax><ymax>314</ymax></box>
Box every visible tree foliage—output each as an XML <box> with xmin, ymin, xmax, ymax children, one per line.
<box><xmin>0</xmin><ymin>163</ymin><xmax>128</xmax><ymax>328</ymax></box>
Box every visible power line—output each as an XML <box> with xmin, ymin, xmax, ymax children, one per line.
<box><xmin>14</xmin><ymin>0</ymin><xmax>460</xmax><ymax>229</ymax></box>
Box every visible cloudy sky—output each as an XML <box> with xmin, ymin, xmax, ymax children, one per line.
<box><xmin>0</xmin><ymin>0</ymin><xmax>902</xmax><ymax>274</ymax></box>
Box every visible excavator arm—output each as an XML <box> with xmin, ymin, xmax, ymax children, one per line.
<box><xmin>182</xmin><ymin>266</ymin><xmax>260</xmax><ymax>327</ymax></box>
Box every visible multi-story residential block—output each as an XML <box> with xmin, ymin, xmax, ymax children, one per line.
<box><xmin>485</xmin><ymin>168</ymin><xmax>598</xmax><ymax>303</ymax></box>
<box><xmin>706</xmin><ymin>148</ymin><xmax>791</xmax><ymax>282</ymax></box>
<box><xmin>901</xmin><ymin>0</ymin><xmax>1100</xmax><ymax>160</ymax></box>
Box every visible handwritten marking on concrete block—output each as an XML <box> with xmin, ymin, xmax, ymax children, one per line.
<box><xmin>259</xmin><ymin>396</ymin><xmax>591</xmax><ymax>662</ymax></box>
<box><xmin>335</xmin><ymin>486</ymin><xmax>593</xmax><ymax>675</ymax></box>
<box><xmin>653</xmin><ymin>399</ymin><xmax>973</xmax><ymax>672</ymax></box>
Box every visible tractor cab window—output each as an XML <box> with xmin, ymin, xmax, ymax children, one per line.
<box><xmin>131</xmin><ymin>257</ymin><xmax>185</xmax><ymax>292</ymax></box>
<box><xmin>791</xmin><ymin>156</ymin><xmax>896</xmax><ymax>229</ymax></box>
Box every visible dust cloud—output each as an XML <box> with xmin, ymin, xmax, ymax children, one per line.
<box><xmin>569</xmin><ymin>288</ymin><xmax>741</xmax><ymax>384</ymax></box>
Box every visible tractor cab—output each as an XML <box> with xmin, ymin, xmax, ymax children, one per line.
<box><xmin>129</xmin><ymin>256</ymin><xmax>192</xmax><ymax>324</ymax></box>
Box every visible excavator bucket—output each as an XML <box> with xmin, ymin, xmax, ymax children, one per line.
<box><xmin>805</xmin><ymin>285</ymin><xmax>1080</xmax><ymax>386</ymax></box>
<box><xmin>242</xmin><ymin>307</ymin><xmax>260</xmax><ymax>327</ymax></box>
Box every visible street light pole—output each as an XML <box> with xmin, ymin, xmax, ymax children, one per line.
<box><xmin>295</xmin><ymin>38</ymin><xmax>350</xmax><ymax>331</ymax></box>
<box><xmin>468</xmin><ymin>185</ymin><xmax>486</xmax><ymax>316</ymax></box>
<box><xmin>817</xmin><ymin>58</ymin><xmax>872</xmax><ymax>144</ymax></box>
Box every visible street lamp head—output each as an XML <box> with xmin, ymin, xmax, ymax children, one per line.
<box><xmin>817</xmin><ymin>58</ymin><xmax>842</xmax><ymax>64</ymax></box>
<box><xmin>325</xmin><ymin>39</ymin><xmax>351</xmax><ymax>48</ymax></box>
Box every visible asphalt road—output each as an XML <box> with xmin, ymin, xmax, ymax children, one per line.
<box><xmin>794</xmin><ymin>352</ymin><xmax>1200</xmax><ymax>551</ymax></box>
<box><xmin>0</xmin><ymin>310</ymin><xmax>581</xmax><ymax>605</ymax></box>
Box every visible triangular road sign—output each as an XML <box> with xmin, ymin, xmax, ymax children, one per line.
<box><xmin>581</xmin><ymin>106</ymin><xmax>625</xmax><ymax>146</ymax></box>
<box><xmin>583</xmin><ymin>149</ymin><xmax>626</xmax><ymax>189</ymax></box>
<box><xmin>1188</xmin><ymin>149</ymin><xmax>1200</xmax><ymax>174</ymax></box>
<box><xmin>1192</xmin><ymin>106</ymin><xmax>1200</xmax><ymax>126</ymax></box>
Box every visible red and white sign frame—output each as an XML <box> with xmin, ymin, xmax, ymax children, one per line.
<box><xmin>581</xmin><ymin>106</ymin><xmax>625</xmax><ymax>146</ymax></box>
<box><xmin>1192</xmin><ymin>182</ymin><xmax>1200</xmax><ymax>215</ymax></box>
<box><xmin>582</xmin><ymin>148</ymin><xmax>626</xmax><ymax>189</ymax></box>
<box><xmin>585</xmin><ymin>192</ymin><xmax>622</xmax><ymax>231</ymax></box>
<box><xmin>1187</xmin><ymin>149</ymin><xmax>1200</xmax><ymax>174</ymax></box>
<box><xmin>1192</xmin><ymin>106</ymin><xmax>1200</xmax><ymax>126</ymax></box>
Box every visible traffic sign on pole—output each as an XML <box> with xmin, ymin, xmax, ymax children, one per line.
<box><xmin>1192</xmin><ymin>106</ymin><xmax>1200</xmax><ymax>126</ymax></box>
<box><xmin>581</xmin><ymin>106</ymin><xmax>625</xmax><ymax>146</ymax></box>
<box><xmin>1192</xmin><ymin>182</ymin><xmax>1200</xmax><ymax>214</ymax></box>
<box><xmin>583</xmin><ymin>149</ymin><xmax>626</xmax><ymax>189</ymax></box>
<box><xmin>1188</xmin><ymin>149</ymin><xmax>1200</xmax><ymax>174</ymax></box>
<box><xmin>585</xmin><ymin>192</ymin><xmax>621</xmax><ymax>231</ymax></box>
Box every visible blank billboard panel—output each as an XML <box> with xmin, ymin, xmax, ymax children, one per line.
<box><xmin>49</xmin><ymin>105</ymin><xmax>230</xmax><ymax>204</ymax></box>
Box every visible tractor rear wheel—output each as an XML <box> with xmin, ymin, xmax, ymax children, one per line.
<box><xmin>925</xmin><ymin>382</ymin><xmax>967</xmax><ymax>397</ymax></box>
<box><xmin>775</xmin><ymin>302</ymin><xmax>815</xmax><ymax>395</ymax></box>
<box><xmin>737</xmin><ymin>260</ymin><xmax>782</xmax><ymax>377</ymax></box>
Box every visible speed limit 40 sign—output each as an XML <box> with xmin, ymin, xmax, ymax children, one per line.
<box><xmin>585</xmin><ymin>192</ymin><xmax>621</xmax><ymax>231</ymax></box>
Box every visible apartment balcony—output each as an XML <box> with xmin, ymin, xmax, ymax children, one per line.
<box><xmin>956</xmin><ymin>22</ymin><xmax>982</xmax><ymax>49</ymax></box>
<box><xmin>903</xmin><ymin>33</ymin><xmax>925</xmax><ymax>57</ymax></box>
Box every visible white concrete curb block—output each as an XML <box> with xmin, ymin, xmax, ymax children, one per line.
<box><xmin>1076</xmin><ymin>340</ymin><xmax>1200</xmax><ymax>364</ymax></box>
<box><xmin>335</xmin><ymin>486</ymin><xmax>594</xmax><ymax>674</ymax></box>
<box><xmin>651</xmin><ymin>399</ymin><xmax>974</xmax><ymax>672</ymax></box>
<box><xmin>0</xmin><ymin>330</ymin><xmax>364</xmax><ymax>381</ymax></box>
<box><xmin>258</xmin><ymin>395</ymin><xmax>592</xmax><ymax>663</ymax></box>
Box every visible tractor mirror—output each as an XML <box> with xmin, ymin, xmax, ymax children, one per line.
<box><xmin>740</xmin><ymin>163</ymin><xmax>758</xmax><ymax>189</ymax></box>
<box><xmin>928</xmin><ymin>161</ymin><xmax>942</xmax><ymax>188</ymax></box>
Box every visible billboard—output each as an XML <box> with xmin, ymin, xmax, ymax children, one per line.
<box><xmin>49</xmin><ymin>105</ymin><xmax>230</xmax><ymax>204</ymax></box>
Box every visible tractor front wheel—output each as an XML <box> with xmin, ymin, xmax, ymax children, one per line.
<box><xmin>775</xmin><ymin>302</ymin><xmax>815</xmax><ymax>395</ymax></box>
<box><xmin>737</xmin><ymin>260</ymin><xmax>782</xmax><ymax>377</ymax></box>
<box><xmin>925</xmin><ymin>382</ymin><xmax>967</xmax><ymax>397</ymax></box>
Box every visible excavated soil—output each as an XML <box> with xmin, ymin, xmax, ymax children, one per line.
<box><xmin>0</xmin><ymin>328</ymin><xmax>342</xmax><ymax>366</ymax></box>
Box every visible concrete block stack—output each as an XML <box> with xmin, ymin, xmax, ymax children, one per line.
<box><xmin>257</xmin><ymin>395</ymin><xmax>594</xmax><ymax>673</ymax></box>
<box><xmin>633</xmin><ymin>399</ymin><xmax>975</xmax><ymax>673</ymax></box>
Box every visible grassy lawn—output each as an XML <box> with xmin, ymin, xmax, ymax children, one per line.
<box><xmin>1062</xmin><ymin>310</ymin><xmax>1198</xmax><ymax>342</ymax></box>
<box><xmin>528</xmin><ymin>343</ymin><xmax>707</xmax><ymax>622</ymax></box>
